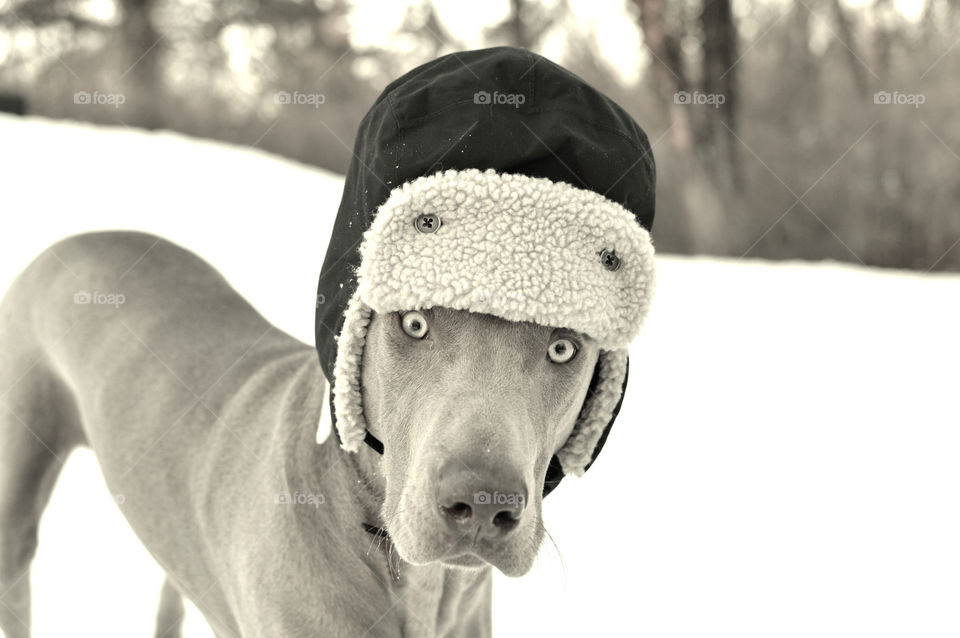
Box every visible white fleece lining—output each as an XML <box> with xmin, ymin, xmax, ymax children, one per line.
<box><xmin>555</xmin><ymin>348</ymin><xmax>628</xmax><ymax>475</ymax></box>
<box><xmin>332</xmin><ymin>294</ymin><xmax>373</xmax><ymax>453</ymax></box>
<box><xmin>329</xmin><ymin>168</ymin><xmax>654</xmax><ymax>476</ymax></box>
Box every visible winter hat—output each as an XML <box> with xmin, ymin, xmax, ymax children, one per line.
<box><xmin>316</xmin><ymin>47</ymin><xmax>657</xmax><ymax>495</ymax></box>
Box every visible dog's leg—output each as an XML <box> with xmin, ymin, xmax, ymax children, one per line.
<box><xmin>153</xmin><ymin>578</ymin><xmax>185</xmax><ymax>638</ymax></box>
<box><xmin>0</xmin><ymin>358</ymin><xmax>82</xmax><ymax>638</ymax></box>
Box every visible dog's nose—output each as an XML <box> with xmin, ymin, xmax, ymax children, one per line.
<box><xmin>437</xmin><ymin>464</ymin><xmax>528</xmax><ymax>539</ymax></box>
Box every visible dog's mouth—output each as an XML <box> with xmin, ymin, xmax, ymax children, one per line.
<box><xmin>382</xmin><ymin>465</ymin><xmax>545</xmax><ymax>577</ymax></box>
<box><xmin>433</xmin><ymin>529</ymin><xmax>496</xmax><ymax>567</ymax></box>
<box><xmin>439</xmin><ymin>553</ymin><xmax>488</xmax><ymax>569</ymax></box>
<box><xmin>386</xmin><ymin>518</ymin><xmax>540</xmax><ymax>577</ymax></box>
<box><xmin>443</xmin><ymin>538</ymin><xmax>536</xmax><ymax>577</ymax></box>
<box><xmin>436</xmin><ymin>543</ymin><xmax>521</xmax><ymax>574</ymax></box>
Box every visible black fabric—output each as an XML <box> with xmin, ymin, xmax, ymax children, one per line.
<box><xmin>363</xmin><ymin>430</ymin><xmax>384</xmax><ymax>455</ymax></box>
<box><xmin>542</xmin><ymin>455</ymin><xmax>566</xmax><ymax>498</ymax></box>
<box><xmin>583</xmin><ymin>358</ymin><xmax>630</xmax><ymax>474</ymax></box>
<box><xmin>541</xmin><ymin>355</ymin><xmax>630</xmax><ymax>496</ymax></box>
<box><xmin>316</xmin><ymin>46</ymin><xmax>656</xmax><ymax>488</ymax></box>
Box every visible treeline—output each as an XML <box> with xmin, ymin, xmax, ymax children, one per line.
<box><xmin>1</xmin><ymin>0</ymin><xmax>957</xmax><ymax>271</ymax></box>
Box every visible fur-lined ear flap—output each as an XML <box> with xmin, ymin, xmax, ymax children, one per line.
<box><xmin>555</xmin><ymin>349</ymin><xmax>629</xmax><ymax>476</ymax></box>
<box><xmin>326</xmin><ymin>169</ymin><xmax>654</xmax><ymax>466</ymax></box>
<box><xmin>329</xmin><ymin>295</ymin><xmax>373</xmax><ymax>452</ymax></box>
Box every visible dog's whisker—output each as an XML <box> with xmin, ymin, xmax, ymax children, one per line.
<box><xmin>538</xmin><ymin>521</ymin><xmax>568</xmax><ymax>582</ymax></box>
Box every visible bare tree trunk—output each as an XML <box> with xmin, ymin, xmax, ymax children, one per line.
<box><xmin>486</xmin><ymin>0</ymin><xmax>567</xmax><ymax>50</ymax></box>
<box><xmin>701</xmin><ymin>0</ymin><xmax>742</xmax><ymax>193</ymax></box>
<box><xmin>830</xmin><ymin>0</ymin><xmax>870</xmax><ymax>98</ymax></box>
<box><xmin>119</xmin><ymin>0</ymin><xmax>165</xmax><ymax>129</ymax></box>
<box><xmin>636</xmin><ymin>0</ymin><xmax>691</xmax><ymax>150</ymax></box>
<box><xmin>421</xmin><ymin>4</ymin><xmax>458</xmax><ymax>57</ymax></box>
<box><xmin>505</xmin><ymin>0</ymin><xmax>531</xmax><ymax>48</ymax></box>
<box><xmin>634</xmin><ymin>0</ymin><xmax>728</xmax><ymax>254</ymax></box>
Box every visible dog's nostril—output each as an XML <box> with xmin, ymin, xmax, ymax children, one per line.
<box><xmin>436</xmin><ymin>463</ymin><xmax>528</xmax><ymax>538</ymax></box>
<box><xmin>492</xmin><ymin>510</ymin><xmax>520</xmax><ymax>531</ymax></box>
<box><xmin>441</xmin><ymin>502</ymin><xmax>473</xmax><ymax>523</ymax></box>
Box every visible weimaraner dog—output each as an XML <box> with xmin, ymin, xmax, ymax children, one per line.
<box><xmin>0</xmin><ymin>232</ymin><xmax>602</xmax><ymax>637</ymax></box>
<box><xmin>0</xmin><ymin>45</ymin><xmax>660</xmax><ymax>638</ymax></box>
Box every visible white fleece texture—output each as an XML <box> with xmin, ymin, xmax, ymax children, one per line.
<box><xmin>355</xmin><ymin>168</ymin><xmax>655</xmax><ymax>351</ymax></box>
<box><xmin>556</xmin><ymin>348</ymin><xmax>629</xmax><ymax>475</ymax></box>
<box><xmin>332</xmin><ymin>295</ymin><xmax>373</xmax><ymax>453</ymax></box>
<box><xmin>330</xmin><ymin>168</ymin><xmax>656</xmax><ymax>474</ymax></box>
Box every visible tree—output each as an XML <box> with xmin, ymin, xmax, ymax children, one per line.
<box><xmin>633</xmin><ymin>0</ymin><xmax>735</xmax><ymax>254</ymax></box>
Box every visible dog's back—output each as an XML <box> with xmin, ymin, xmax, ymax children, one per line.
<box><xmin>0</xmin><ymin>232</ymin><xmax>328</xmax><ymax>637</ymax></box>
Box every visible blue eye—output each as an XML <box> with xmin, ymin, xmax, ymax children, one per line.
<box><xmin>401</xmin><ymin>311</ymin><xmax>429</xmax><ymax>339</ymax></box>
<box><xmin>547</xmin><ymin>338</ymin><xmax>576</xmax><ymax>363</ymax></box>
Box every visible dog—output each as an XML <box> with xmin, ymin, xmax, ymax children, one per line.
<box><xmin>1</xmin><ymin>46</ymin><xmax>660</xmax><ymax>638</ymax></box>
<box><xmin>0</xmin><ymin>231</ymin><xmax>602</xmax><ymax>637</ymax></box>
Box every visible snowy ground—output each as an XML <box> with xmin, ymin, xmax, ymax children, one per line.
<box><xmin>1</xmin><ymin>114</ymin><xmax>959</xmax><ymax>637</ymax></box>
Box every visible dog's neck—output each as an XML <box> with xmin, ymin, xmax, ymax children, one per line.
<box><xmin>280</xmin><ymin>355</ymin><xmax>492</xmax><ymax>636</ymax></box>
<box><xmin>344</xmin><ymin>448</ymin><xmax>493</xmax><ymax>635</ymax></box>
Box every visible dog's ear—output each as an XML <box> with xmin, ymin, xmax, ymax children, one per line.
<box><xmin>329</xmin><ymin>297</ymin><xmax>375</xmax><ymax>453</ymax></box>
<box><xmin>580</xmin><ymin>355</ymin><xmax>629</xmax><ymax>474</ymax></box>
<box><xmin>316</xmin><ymin>381</ymin><xmax>333</xmax><ymax>445</ymax></box>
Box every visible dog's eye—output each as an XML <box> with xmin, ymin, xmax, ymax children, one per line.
<box><xmin>401</xmin><ymin>311</ymin><xmax>429</xmax><ymax>339</ymax></box>
<box><xmin>547</xmin><ymin>338</ymin><xmax>577</xmax><ymax>364</ymax></box>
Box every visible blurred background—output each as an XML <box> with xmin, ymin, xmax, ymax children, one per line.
<box><xmin>1</xmin><ymin>0</ymin><xmax>958</xmax><ymax>271</ymax></box>
<box><xmin>2</xmin><ymin>4</ymin><xmax>959</xmax><ymax>637</ymax></box>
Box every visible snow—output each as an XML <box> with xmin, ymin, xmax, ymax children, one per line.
<box><xmin>2</xmin><ymin>114</ymin><xmax>959</xmax><ymax>637</ymax></box>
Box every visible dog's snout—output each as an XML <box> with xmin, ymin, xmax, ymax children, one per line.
<box><xmin>437</xmin><ymin>464</ymin><xmax>528</xmax><ymax>539</ymax></box>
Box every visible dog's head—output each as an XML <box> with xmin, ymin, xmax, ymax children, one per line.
<box><xmin>322</xmin><ymin>170</ymin><xmax>655</xmax><ymax>575</ymax></box>
<box><xmin>360</xmin><ymin>306</ymin><xmax>599</xmax><ymax>576</ymax></box>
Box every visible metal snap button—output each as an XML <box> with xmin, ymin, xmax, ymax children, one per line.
<box><xmin>599</xmin><ymin>249</ymin><xmax>621</xmax><ymax>271</ymax></box>
<box><xmin>414</xmin><ymin>213</ymin><xmax>441</xmax><ymax>233</ymax></box>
